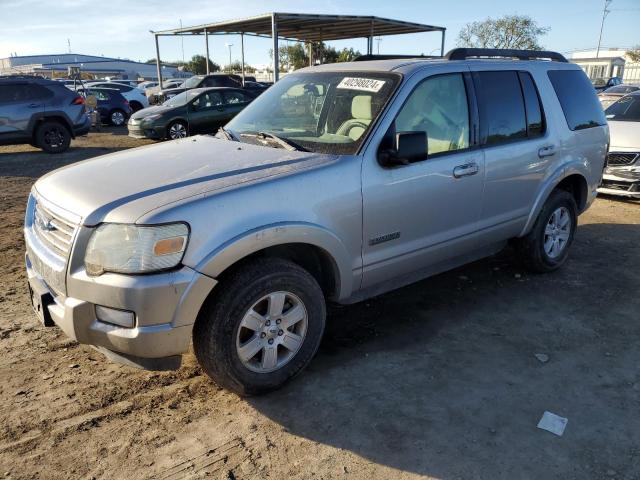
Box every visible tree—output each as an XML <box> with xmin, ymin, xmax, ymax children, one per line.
<box><xmin>225</xmin><ymin>61</ymin><xmax>256</xmax><ymax>73</ymax></box>
<box><xmin>457</xmin><ymin>15</ymin><xmax>550</xmax><ymax>50</ymax></box>
<box><xmin>185</xmin><ymin>55</ymin><xmax>220</xmax><ymax>75</ymax></box>
<box><xmin>627</xmin><ymin>46</ymin><xmax>640</xmax><ymax>63</ymax></box>
<box><xmin>337</xmin><ymin>47</ymin><xmax>361</xmax><ymax>62</ymax></box>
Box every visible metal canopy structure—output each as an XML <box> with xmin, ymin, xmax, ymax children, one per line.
<box><xmin>151</xmin><ymin>12</ymin><xmax>446</xmax><ymax>87</ymax></box>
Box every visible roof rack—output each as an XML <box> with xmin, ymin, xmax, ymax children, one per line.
<box><xmin>445</xmin><ymin>48</ymin><xmax>568</xmax><ymax>63</ymax></box>
<box><xmin>353</xmin><ymin>54</ymin><xmax>439</xmax><ymax>62</ymax></box>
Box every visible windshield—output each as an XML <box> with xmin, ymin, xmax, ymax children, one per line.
<box><xmin>225</xmin><ymin>71</ymin><xmax>401</xmax><ymax>155</ymax></box>
<box><xmin>183</xmin><ymin>76</ymin><xmax>203</xmax><ymax>89</ymax></box>
<box><xmin>605</xmin><ymin>95</ymin><xmax>640</xmax><ymax>122</ymax></box>
<box><xmin>162</xmin><ymin>90</ymin><xmax>200</xmax><ymax>107</ymax></box>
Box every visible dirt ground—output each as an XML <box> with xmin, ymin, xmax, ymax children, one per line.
<box><xmin>1</xmin><ymin>128</ymin><xmax>639</xmax><ymax>480</ymax></box>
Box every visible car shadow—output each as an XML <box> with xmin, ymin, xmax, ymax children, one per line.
<box><xmin>247</xmin><ymin>223</ymin><xmax>640</xmax><ymax>478</ymax></box>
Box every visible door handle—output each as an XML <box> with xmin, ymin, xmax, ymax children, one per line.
<box><xmin>453</xmin><ymin>162</ymin><xmax>479</xmax><ymax>178</ymax></box>
<box><xmin>538</xmin><ymin>145</ymin><xmax>556</xmax><ymax>158</ymax></box>
<box><xmin>28</xmin><ymin>103</ymin><xmax>41</xmax><ymax>108</ymax></box>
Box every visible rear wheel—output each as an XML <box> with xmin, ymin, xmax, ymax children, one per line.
<box><xmin>167</xmin><ymin>121</ymin><xmax>188</xmax><ymax>140</ymax></box>
<box><xmin>109</xmin><ymin>109</ymin><xmax>126</xmax><ymax>126</ymax></box>
<box><xmin>515</xmin><ymin>189</ymin><xmax>577</xmax><ymax>272</ymax></box>
<box><xmin>129</xmin><ymin>101</ymin><xmax>143</xmax><ymax>112</ymax></box>
<box><xmin>193</xmin><ymin>258</ymin><xmax>326</xmax><ymax>396</ymax></box>
<box><xmin>35</xmin><ymin>121</ymin><xmax>71</xmax><ymax>153</ymax></box>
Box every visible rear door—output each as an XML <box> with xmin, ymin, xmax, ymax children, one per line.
<box><xmin>222</xmin><ymin>90</ymin><xmax>253</xmax><ymax>121</ymax></box>
<box><xmin>0</xmin><ymin>83</ymin><xmax>44</xmax><ymax>141</ymax></box>
<box><xmin>469</xmin><ymin>67</ymin><xmax>552</xmax><ymax>233</ymax></box>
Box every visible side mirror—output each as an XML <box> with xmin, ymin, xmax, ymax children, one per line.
<box><xmin>379</xmin><ymin>131</ymin><xmax>427</xmax><ymax>166</ymax></box>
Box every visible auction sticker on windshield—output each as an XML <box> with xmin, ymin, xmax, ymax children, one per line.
<box><xmin>337</xmin><ymin>77</ymin><xmax>386</xmax><ymax>93</ymax></box>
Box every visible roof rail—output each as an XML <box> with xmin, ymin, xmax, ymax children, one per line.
<box><xmin>445</xmin><ymin>48</ymin><xmax>568</xmax><ymax>63</ymax></box>
<box><xmin>353</xmin><ymin>54</ymin><xmax>439</xmax><ymax>62</ymax></box>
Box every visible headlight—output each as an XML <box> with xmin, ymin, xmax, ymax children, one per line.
<box><xmin>85</xmin><ymin>223</ymin><xmax>189</xmax><ymax>276</ymax></box>
<box><xmin>143</xmin><ymin>114</ymin><xmax>162</xmax><ymax>122</ymax></box>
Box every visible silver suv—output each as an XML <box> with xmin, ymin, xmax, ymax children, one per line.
<box><xmin>25</xmin><ymin>49</ymin><xmax>608</xmax><ymax>395</ymax></box>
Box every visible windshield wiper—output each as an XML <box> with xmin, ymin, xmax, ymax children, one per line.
<box><xmin>218</xmin><ymin>126</ymin><xmax>239</xmax><ymax>142</ymax></box>
<box><xmin>240</xmin><ymin>131</ymin><xmax>308</xmax><ymax>152</ymax></box>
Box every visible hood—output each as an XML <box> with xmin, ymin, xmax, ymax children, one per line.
<box><xmin>608</xmin><ymin>120</ymin><xmax>640</xmax><ymax>151</ymax></box>
<box><xmin>34</xmin><ymin>136</ymin><xmax>336</xmax><ymax>226</ymax></box>
<box><xmin>159</xmin><ymin>87</ymin><xmax>186</xmax><ymax>96</ymax></box>
<box><xmin>131</xmin><ymin>105</ymin><xmax>173</xmax><ymax>120</ymax></box>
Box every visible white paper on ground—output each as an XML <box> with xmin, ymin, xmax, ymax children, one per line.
<box><xmin>537</xmin><ymin>411</ymin><xmax>568</xmax><ymax>436</ymax></box>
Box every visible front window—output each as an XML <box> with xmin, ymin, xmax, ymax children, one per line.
<box><xmin>162</xmin><ymin>90</ymin><xmax>201</xmax><ymax>107</ymax></box>
<box><xmin>226</xmin><ymin>72</ymin><xmax>401</xmax><ymax>155</ymax></box>
<box><xmin>605</xmin><ymin>95</ymin><xmax>640</xmax><ymax>122</ymax></box>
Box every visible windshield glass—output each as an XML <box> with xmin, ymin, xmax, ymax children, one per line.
<box><xmin>162</xmin><ymin>90</ymin><xmax>200</xmax><ymax>107</ymax></box>
<box><xmin>605</xmin><ymin>95</ymin><xmax>640</xmax><ymax>122</ymax></box>
<box><xmin>183</xmin><ymin>76</ymin><xmax>203</xmax><ymax>89</ymax></box>
<box><xmin>226</xmin><ymin>71</ymin><xmax>401</xmax><ymax>155</ymax></box>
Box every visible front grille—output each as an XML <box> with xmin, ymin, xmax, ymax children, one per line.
<box><xmin>33</xmin><ymin>200</ymin><xmax>77</xmax><ymax>258</ymax></box>
<box><xmin>607</xmin><ymin>152</ymin><xmax>639</xmax><ymax>166</ymax></box>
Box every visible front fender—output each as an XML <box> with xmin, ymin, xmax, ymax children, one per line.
<box><xmin>194</xmin><ymin>222</ymin><xmax>355</xmax><ymax>300</ymax></box>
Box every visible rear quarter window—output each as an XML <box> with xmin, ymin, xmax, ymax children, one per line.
<box><xmin>547</xmin><ymin>70</ymin><xmax>606</xmax><ymax>131</ymax></box>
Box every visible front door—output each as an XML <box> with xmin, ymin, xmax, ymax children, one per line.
<box><xmin>188</xmin><ymin>91</ymin><xmax>226</xmax><ymax>134</ymax></box>
<box><xmin>361</xmin><ymin>70</ymin><xmax>485</xmax><ymax>290</ymax></box>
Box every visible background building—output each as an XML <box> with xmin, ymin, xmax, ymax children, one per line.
<box><xmin>0</xmin><ymin>53</ymin><xmax>190</xmax><ymax>80</ymax></box>
<box><xmin>570</xmin><ymin>48</ymin><xmax>640</xmax><ymax>83</ymax></box>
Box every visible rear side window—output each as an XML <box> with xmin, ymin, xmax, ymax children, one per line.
<box><xmin>548</xmin><ymin>70</ymin><xmax>606</xmax><ymax>130</ymax></box>
<box><xmin>518</xmin><ymin>72</ymin><xmax>545</xmax><ymax>138</ymax></box>
<box><xmin>473</xmin><ymin>71</ymin><xmax>527</xmax><ymax>145</ymax></box>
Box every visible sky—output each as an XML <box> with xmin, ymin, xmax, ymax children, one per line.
<box><xmin>1</xmin><ymin>0</ymin><xmax>639</xmax><ymax>67</ymax></box>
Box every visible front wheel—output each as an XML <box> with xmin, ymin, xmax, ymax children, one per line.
<box><xmin>193</xmin><ymin>258</ymin><xmax>326</xmax><ymax>395</ymax></box>
<box><xmin>515</xmin><ymin>189</ymin><xmax>577</xmax><ymax>273</ymax></box>
<box><xmin>167</xmin><ymin>121</ymin><xmax>188</xmax><ymax>140</ymax></box>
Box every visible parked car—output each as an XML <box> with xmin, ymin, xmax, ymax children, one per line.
<box><xmin>598</xmin><ymin>91</ymin><xmax>640</xmax><ymax>198</ymax></box>
<box><xmin>149</xmin><ymin>74</ymin><xmax>267</xmax><ymax>104</ymax></box>
<box><xmin>597</xmin><ymin>84</ymin><xmax>640</xmax><ymax>109</ymax></box>
<box><xmin>593</xmin><ymin>76</ymin><xmax>622</xmax><ymax>92</ymax></box>
<box><xmin>0</xmin><ymin>75</ymin><xmax>90</xmax><ymax>153</ymax></box>
<box><xmin>145</xmin><ymin>79</ymin><xmax>185</xmax><ymax>104</ymax></box>
<box><xmin>24</xmin><ymin>48</ymin><xmax>607</xmax><ymax>394</ymax></box>
<box><xmin>78</xmin><ymin>87</ymin><xmax>132</xmax><ymax>126</ymax></box>
<box><xmin>137</xmin><ymin>81</ymin><xmax>158</xmax><ymax>91</ymax></box>
<box><xmin>128</xmin><ymin>87</ymin><xmax>255</xmax><ymax>140</ymax></box>
<box><xmin>84</xmin><ymin>81</ymin><xmax>148</xmax><ymax>112</ymax></box>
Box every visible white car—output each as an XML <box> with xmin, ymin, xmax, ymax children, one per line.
<box><xmin>137</xmin><ymin>81</ymin><xmax>158</xmax><ymax>91</ymax></box>
<box><xmin>599</xmin><ymin>91</ymin><xmax>640</xmax><ymax>198</ymax></box>
<box><xmin>84</xmin><ymin>81</ymin><xmax>149</xmax><ymax>112</ymax></box>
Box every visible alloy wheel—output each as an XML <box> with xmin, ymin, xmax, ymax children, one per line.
<box><xmin>43</xmin><ymin>126</ymin><xmax>65</xmax><ymax>148</ymax></box>
<box><xmin>111</xmin><ymin>111</ymin><xmax>125</xmax><ymax>126</ymax></box>
<box><xmin>169</xmin><ymin>123</ymin><xmax>188</xmax><ymax>139</ymax></box>
<box><xmin>235</xmin><ymin>291</ymin><xmax>308</xmax><ymax>373</ymax></box>
<box><xmin>544</xmin><ymin>206</ymin><xmax>572</xmax><ymax>259</ymax></box>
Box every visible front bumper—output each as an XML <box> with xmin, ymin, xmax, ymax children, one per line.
<box><xmin>598</xmin><ymin>167</ymin><xmax>640</xmax><ymax>198</ymax></box>
<box><xmin>26</xmin><ymin>252</ymin><xmax>216</xmax><ymax>368</ymax></box>
<box><xmin>127</xmin><ymin>120</ymin><xmax>164</xmax><ymax>140</ymax></box>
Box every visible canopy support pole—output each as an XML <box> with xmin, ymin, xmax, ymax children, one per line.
<box><xmin>205</xmin><ymin>29</ymin><xmax>210</xmax><ymax>74</ymax></box>
<box><xmin>240</xmin><ymin>32</ymin><xmax>245</xmax><ymax>85</ymax></box>
<box><xmin>154</xmin><ymin>33</ymin><xmax>163</xmax><ymax>89</ymax></box>
<box><xmin>440</xmin><ymin>29</ymin><xmax>446</xmax><ymax>56</ymax></box>
<box><xmin>271</xmin><ymin>13</ymin><xmax>279</xmax><ymax>82</ymax></box>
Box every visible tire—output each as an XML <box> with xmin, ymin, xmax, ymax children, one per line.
<box><xmin>167</xmin><ymin>120</ymin><xmax>188</xmax><ymax>140</ymax></box>
<box><xmin>35</xmin><ymin>121</ymin><xmax>71</xmax><ymax>154</ymax></box>
<box><xmin>129</xmin><ymin>101</ymin><xmax>143</xmax><ymax>112</ymax></box>
<box><xmin>109</xmin><ymin>109</ymin><xmax>126</xmax><ymax>126</ymax></box>
<box><xmin>193</xmin><ymin>258</ymin><xmax>326</xmax><ymax>396</ymax></box>
<box><xmin>515</xmin><ymin>189</ymin><xmax>577</xmax><ymax>273</ymax></box>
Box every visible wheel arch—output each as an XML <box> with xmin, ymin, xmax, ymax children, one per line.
<box><xmin>520</xmin><ymin>166</ymin><xmax>589</xmax><ymax>237</ymax></box>
<box><xmin>194</xmin><ymin>223</ymin><xmax>354</xmax><ymax>302</ymax></box>
<box><xmin>30</xmin><ymin>113</ymin><xmax>74</xmax><ymax>139</ymax></box>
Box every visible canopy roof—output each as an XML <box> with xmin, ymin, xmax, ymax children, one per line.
<box><xmin>153</xmin><ymin>12</ymin><xmax>445</xmax><ymax>42</ymax></box>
